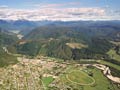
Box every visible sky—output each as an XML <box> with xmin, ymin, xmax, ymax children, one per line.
<box><xmin>0</xmin><ymin>0</ymin><xmax>120</xmax><ymax>21</ymax></box>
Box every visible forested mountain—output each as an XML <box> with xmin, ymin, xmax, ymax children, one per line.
<box><xmin>16</xmin><ymin>21</ymin><xmax>120</xmax><ymax>60</ymax></box>
<box><xmin>0</xmin><ymin>20</ymin><xmax>120</xmax><ymax>35</ymax></box>
<box><xmin>0</xmin><ymin>20</ymin><xmax>54</xmax><ymax>35</ymax></box>
<box><xmin>0</xmin><ymin>20</ymin><xmax>120</xmax><ymax>60</ymax></box>
<box><xmin>24</xmin><ymin>21</ymin><xmax>120</xmax><ymax>41</ymax></box>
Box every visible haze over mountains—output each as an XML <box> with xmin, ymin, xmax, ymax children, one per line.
<box><xmin>1</xmin><ymin>19</ymin><xmax>119</xmax><ymax>60</ymax></box>
<box><xmin>0</xmin><ymin>19</ymin><xmax>120</xmax><ymax>34</ymax></box>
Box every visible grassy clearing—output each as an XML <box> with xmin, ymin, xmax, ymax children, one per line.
<box><xmin>67</xmin><ymin>70</ymin><xmax>95</xmax><ymax>85</ymax></box>
<box><xmin>42</xmin><ymin>76</ymin><xmax>54</xmax><ymax>87</ymax></box>
<box><xmin>83</xmin><ymin>68</ymin><xmax>117</xmax><ymax>90</ymax></box>
<box><xmin>59</xmin><ymin>67</ymin><xmax>117</xmax><ymax>90</ymax></box>
<box><xmin>107</xmin><ymin>49</ymin><xmax>120</xmax><ymax>62</ymax></box>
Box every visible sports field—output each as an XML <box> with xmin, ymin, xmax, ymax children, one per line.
<box><xmin>66</xmin><ymin>70</ymin><xmax>95</xmax><ymax>85</ymax></box>
<box><xmin>58</xmin><ymin>66</ymin><xmax>118</xmax><ymax>90</ymax></box>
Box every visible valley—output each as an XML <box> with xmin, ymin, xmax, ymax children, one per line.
<box><xmin>0</xmin><ymin>0</ymin><xmax>120</xmax><ymax>89</ymax></box>
<box><xmin>0</xmin><ymin>20</ymin><xmax>120</xmax><ymax>90</ymax></box>
<box><xmin>0</xmin><ymin>56</ymin><xmax>119</xmax><ymax>90</ymax></box>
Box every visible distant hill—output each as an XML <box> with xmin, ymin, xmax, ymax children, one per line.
<box><xmin>0</xmin><ymin>20</ymin><xmax>120</xmax><ymax>36</ymax></box>
<box><xmin>0</xmin><ymin>20</ymin><xmax>55</xmax><ymax>35</ymax></box>
<box><xmin>24</xmin><ymin>21</ymin><xmax>120</xmax><ymax>43</ymax></box>
<box><xmin>24</xmin><ymin>26</ymin><xmax>84</xmax><ymax>40</ymax></box>
<box><xmin>17</xmin><ymin>21</ymin><xmax>120</xmax><ymax>59</ymax></box>
<box><xmin>0</xmin><ymin>20</ymin><xmax>119</xmax><ymax>60</ymax></box>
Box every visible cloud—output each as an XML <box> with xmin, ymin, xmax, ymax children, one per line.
<box><xmin>0</xmin><ymin>6</ymin><xmax>119</xmax><ymax>21</ymax></box>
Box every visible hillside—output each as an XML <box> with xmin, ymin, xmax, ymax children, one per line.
<box><xmin>0</xmin><ymin>20</ymin><xmax>120</xmax><ymax>90</ymax></box>
<box><xmin>0</xmin><ymin>47</ymin><xmax>18</xmax><ymax>67</ymax></box>
<box><xmin>16</xmin><ymin>22</ymin><xmax>118</xmax><ymax>60</ymax></box>
<box><xmin>0</xmin><ymin>28</ymin><xmax>18</xmax><ymax>45</ymax></box>
<box><xmin>0</xmin><ymin>20</ymin><xmax>55</xmax><ymax>35</ymax></box>
<box><xmin>0</xmin><ymin>30</ymin><xmax>18</xmax><ymax>67</ymax></box>
<box><xmin>24</xmin><ymin>21</ymin><xmax>120</xmax><ymax>41</ymax></box>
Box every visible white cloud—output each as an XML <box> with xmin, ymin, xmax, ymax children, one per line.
<box><xmin>0</xmin><ymin>6</ymin><xmax>119</xmax><ymax>21</ymax></box>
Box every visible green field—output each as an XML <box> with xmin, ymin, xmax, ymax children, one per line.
<box><xmin>58</xmin><ymin>67</ymin><xmax>119</xmax><ymax>90</ymax></box>
<box><xmin>67</xmin><ymin>70</ymin><xmax>95</xmax><ymax>85</ymax></box>
<box><xmin>107</xmin><ymin>49</ymin><xmax>120</xmax><ymax>62</ymax></box>
<box><xmin>42</xmin><ymin>76</ymin><xmax>54</xmax><ymax>87</ymax></box>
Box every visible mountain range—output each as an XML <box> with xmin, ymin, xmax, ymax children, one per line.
<box><xmin>0</xmin><ymin>20</ymin><xmax>120</xmax><ymax>60</ymax></box>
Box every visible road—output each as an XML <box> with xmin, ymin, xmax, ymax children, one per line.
<box><xmin>93</xmin><ymin>64</ymin><xmax>120</xmax><ymax>83</ymax></box>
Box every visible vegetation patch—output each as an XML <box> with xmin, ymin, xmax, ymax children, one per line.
<box><xmin>58</xmin><ymin>67</ymin><xmax>117</xmax><ymax>90</ymax></box>
<box><xmin>42</xmin><ymin>76</ymin><xmax>54</xmax><ymax>87</ymax></box>
<box><xmin>66</xmin><ymin>70</ymin><xmax>95</xmax><ymax>85</ymax></box>
<box><xmin>107</xmin><ymin>49</ymin><xmax>120</xmax><ymax>62</ymax></box>
<box><xmin>0</xmin><ymin>53</ymin><xmax>18</xmax><ymax>67</ymax></box>
<box><xmin>0</xmin><ymin>47</ymin><xmax>18</xmax><ymax>67</ymax></box>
